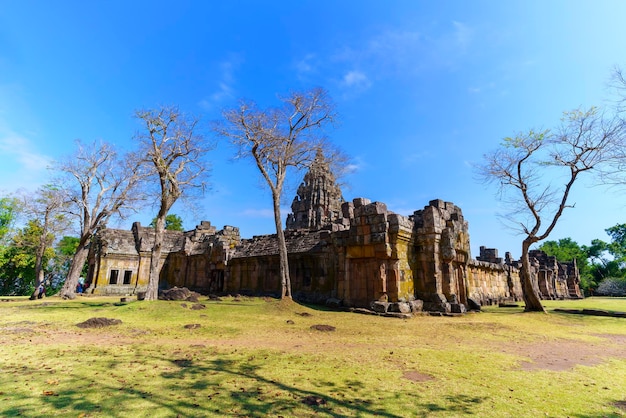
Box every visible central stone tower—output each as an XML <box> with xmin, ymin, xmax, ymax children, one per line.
<box><xmin>286</xmin><ymin>151</ymin><xmax>345</xmax><ymax>231</ymax></box>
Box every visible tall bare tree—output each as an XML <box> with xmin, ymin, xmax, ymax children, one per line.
<box><xmin>134</xmin><ymin>106</ymin><xmax>213</xmax><ymax>301</ymax></box>
<box><xmin>22</xmin><ymin>185</ymin><xmax>70</xmax><ymax>299</ymax></box>
<box><xmin>57</xmin><ymin>140</ymin><xmax>145</xmax><ymax>298</ymax></box>
<box><xmin>215</xmin><ymin>88</ymin><xmax>337</xmax><ymax>299</ymax></box>
<box><xmin>478</xmin><ymin>107</ymin><xmax>624</xmax><ymax>312</ymax></box>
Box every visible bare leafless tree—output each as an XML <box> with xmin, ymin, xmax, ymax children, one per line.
<box><xmin>134</xmin><ymin>106</ymin><xmax>213</xmax><ymax>301</ymax></box>
<box><xmin>21</xmin><ymin>185</ymin><xmax>70</xmax><ymax>299</ymax></box>
<box><xmin>477</xmin><ymin>107</ymin><xmax>624</xmax><ymax>312</ymax></box>
<box><xmin>601</xmin><ymin>66</ymin><xmax>626</xmax><ymax>183</ymax></box>
<box><xmin>609</xmin><ymin>65</ymin><xmax>626</xmax><ymax>113</ymax></box>
<box><xmin>57</xmin><ymin>140</ymin><xmax>146</xmax><ymax>298</ymax></box>
<box><xmin>215</xmin><ymin>88</ymin><xmax>337</xmax><ymax>299</ymax></box>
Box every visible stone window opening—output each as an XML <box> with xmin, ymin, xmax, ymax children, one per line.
<box><xmin>123</xmin><ymin>270</ymin><xmax>133</xmax><ymax>285</ymax></box>
<box><xmin>109</xmin><ymin>269</ymin><xmax>119</xmax><ymax>285</ymax></box>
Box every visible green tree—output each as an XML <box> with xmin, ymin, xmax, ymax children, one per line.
<box><xmin>603</xmin><ymin>224</ymin><xmax>626</xmax><ymax>263</ymax></box>
<box><xmin>22</xmin><ymin>185</ymin><xmax>70</xmax><ymax>299</ymax></box>
<box><xmin>584</xmin><ymin>225</ymin><xmax>626</xmax><ymax>288</ymax></box>
<box><xmin>0</xmin><ymin>221</ymin><xmax>55</xmax><ymax>296</ymax></box>
<box><xmin>0</xmin><ymin>197</ymin><xmax>20</xmax><ymax>243</ymax></box>
<box><xmin>150</xmin><ymin>214</ymin><xmax>185</xmax><ymax>231</ymax></box>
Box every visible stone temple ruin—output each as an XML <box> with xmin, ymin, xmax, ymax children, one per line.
<box><xmin>84</xmin><ymin>155</ymin><xmax>583</xmax><ymax>313</ymax></box>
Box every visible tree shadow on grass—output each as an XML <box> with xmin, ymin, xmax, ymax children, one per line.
<box><xmin>3</xmin><ymin>350</ymin><xmax>488</xmax><ymax>417</ymax></box>
<box><xmin>419</xmin><ymin>394</ymin><xmax>487</xmax><ymax>417</ymax></box>
<box><xmin>570</xmin><ymin>399</ymin><xmax>626</xmax><ymax>418</ymax></box>
<box><xmin>20</xmin><ymin>301</ymin><xmax>116</xmax><ymax>310</ymax></box>
<box><xmin>160</xmin><ymin>356</ymin><xmax>405</xmax><ymax>417</ymax></box>
<box><xmin>158</xmin><ymin>354</ymin><xmax>489</xmax><ymax>417</ymax></box>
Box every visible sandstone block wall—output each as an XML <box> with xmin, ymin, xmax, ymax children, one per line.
<box><xmin>467</xmin><ymin>260</ymin><xmax>521</xmax><ymax>305</ymax></box>
<box><xmin>85</xmin><ymin>204</ymin><xmax>581</xmax><ymax>309</ymax></box>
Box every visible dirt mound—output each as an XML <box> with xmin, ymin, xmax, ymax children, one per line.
<box><xmin>159</xmin><ymin>287</ymin><xmax>201</xmax><ymax>302</ymax></box>
<box><xmin>310</xmin><ymin>324</ymin><xmax>335</xmax><ymax>332</ymax></box>
<box><xmin>403</xmin><ymin>371</ymin><xmax>434</xmax><ymax>382</ymax></box>
<box><xmin>302</xmin><ymin>395</ymin><xmax>326</xmax><ymax>406</ymax></box>
<box><xmin>76</xmin><ymin>317</ymin><xmax>122</xmax><ymax>328</ymax></box>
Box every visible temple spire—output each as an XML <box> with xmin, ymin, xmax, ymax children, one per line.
<box><xmin>286</xmin><ymin>151</ymin><xmax>344</xmax><ymax>231</ymax></box>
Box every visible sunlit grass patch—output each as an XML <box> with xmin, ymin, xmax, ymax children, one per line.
<box><xmin>1</xmin><ymin>295</ymin><xmax>625</xmax><ymax>417</ymax></box>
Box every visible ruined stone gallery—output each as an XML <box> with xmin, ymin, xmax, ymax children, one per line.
<box><xmin>84</xmin><ymin>157</ymin><xmax>582</xmax><ymax>312</ymax></box>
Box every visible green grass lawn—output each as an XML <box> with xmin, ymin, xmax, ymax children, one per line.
<box><xmin>1</xmin><ymin>296</ymin><xmax>625</xmax><ymax>417</ymax></box>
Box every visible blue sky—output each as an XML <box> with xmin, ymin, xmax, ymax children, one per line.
<box><xmin>1</xmin><ymin>0</ymin><xmax>626</xmax><ymax>259</ymax></box>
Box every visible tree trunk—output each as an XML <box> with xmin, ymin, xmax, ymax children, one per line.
<box><xmin>30</xmin><ymin>236</ymin><xmax>47</xmax><ymax>300</ymax></box>
<box><xmin>520</xmin><ymin>240</ymin><xmax>546</xmax><ymax>313</ymax></box>
<box><xmin>60</xmin><ymin>239</ymin><xmax>90</xmax><ymax>298</ymax></box>
<box><xmin>30</xmin><ymin>270</ymin><xmax>45</xmax><ymax>300</ymax></box>
<box><xmin>145</xmin><ymin>215</ymin><xmax>165</xmax><ymax>301</ymax></box>
<box><xmin>272</xmin><ymin>192</ymin><xmax>291</xmax><ymax>299</ymax></box>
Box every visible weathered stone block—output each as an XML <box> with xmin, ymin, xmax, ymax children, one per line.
<box><xmin>430</xmin><ymin>293</ymin><xmax>447</xmax><ymax>304</ymax></box>
<box><xmin>353</xmin><ymin>198</ymin><xmax>371</xmax><ymax>207</ymax></box>
<box><xmin>389</xmin><ymin>302</ymin><xmax>411</xmax><ymax>314</ymax></box>
<box><xmin>409</xmin><ymin>299</ymin><xmax>423</xmax><ymax>312</ymax></box>
<box><xmin>372</xmin><ymin>201</ymin><xmax>387</xmax><ymax>215</ymax></box>
<box><xmin>429</xmin><ymin>199</ymin><xmax>446</xmax><ymax>210</ymax></box>
<box><xmin>369</xmin><ymin>213</ymin><xmax>387</xmax><ymax>224</ymax></box>
<box><xmin>423</xmin><ymin>301</ymin><xmax>451</xmax><ymax>313</ymax></box>
<box><xmin>371</xmin><ymin>301</ymin><xmax>389</xmax><ymax>313</ymax></box>
<box><xmin>450</xmin><ymin>303</ymin><xmax>466</xmax><ymax>314</ymax></box>
<box><xmin>341</xmin><ymin>202</ymin><xmax>354</xmax><ymax>218</ymax></box>
<box><xmin>362</xmin><ymin>202</ymin><xmax>387</xmax><ymax>216</ymax></box>
<box><xmin>371</xmin><ymin>233</ymin><xmax>386</xmax><ymax>244</ymax></box>
<box><xmin>467</xmin><ymin>298</ymin><xmax>481</xmax><ymax>311</ymax></box>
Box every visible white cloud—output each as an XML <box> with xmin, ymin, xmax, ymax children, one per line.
<box><xmin>199</xmin><ymin>58</ymin><xmax>240</xmax><ymax>112</ymax></box>
<box><xmin>295</xmin><ymin>53</ymin><xmax>317</xmax><ymax>77</ymax></box>
<box><xmin>367</xmin><ymin>30</ymin><xmax>421</xmax><ymax>57</ymax></box>
<box><xmin>452</xmin><ymin>21</ymin><xmax>473</xmax><ymax>51</ymax></box>
<box><xmin>333</xmin><ymin>22</ymin><xmax>477</xmax><ymax>84</ymax></box>
<box><xmin>333</xmin><ymin>29</ymin><xmax>422</xmax><ymax>76</ymax></box>
<box><xmin>341</xmin><ymin>70</ymin><xmax>371</xmax><ymax>90</ymax></box>
<box><xmin>343</xmin><ymin>155</ymin><xmax>366</xmax><ymax>175</ymax></box>
<box><xmin>0</xmin><ymin>126</ymin><xmax>52</xmax><ymax>192</ymax></box>
<box><xmin>343</xmin><ymin>163</ymin><xmax>360</xmax><ymax>174</ymax></box>
<box><xmin>0</xmin><ymin>133</ymin><xmax>50</xmax><ymax>171</ymax></box>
